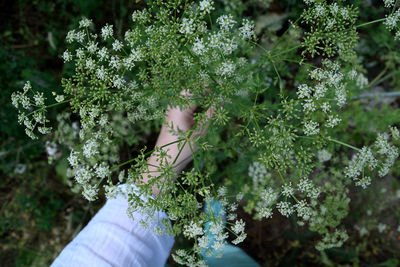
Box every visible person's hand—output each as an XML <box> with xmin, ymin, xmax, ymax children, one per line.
<box><xmin>140</xmin><ymin>91</ymin><xmax>213</xmax><ymax>196</ymax></box>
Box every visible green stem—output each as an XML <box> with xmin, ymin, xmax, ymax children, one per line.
<box><xmin>356</xmin><ymin>18</ymin><xmax>386</xmax><ymax>28</ymax></box>
<box><xmin>367</xmin><ymin>66</ymin><xmax>388</xmax><ymax>89</ymax></box>
<box><xmin>327</xmin><ymin>137</ymin><xmax>361</xmax><ymax>152</ymax></box>
<box><xmin>270</xmin><ymin>16</ymin><xmax>302</xmax><ymax>54</ymax></box>
<box><xmin>110</xmin><ymin>138</ymin><xmax>185</xmax><ymax>171</ymax></box>
<box><xmin>271</xmin><ymin>44</ymin><xmax>303</xmax><ymax>59</ymax></box>
<box><xmin>26</xmin><ymin>99</ymin><xmax>71</xmax><ymax>116</ymax></box>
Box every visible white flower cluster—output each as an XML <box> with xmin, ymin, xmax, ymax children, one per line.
<box><xmin>67</xmin><ymin>136</ymin><xmax>113</xmax><ymax>201</ymax></box>
<box><xmin>217</xmin><ymin>15</ymin><xmax>237</xmax><ymax>32</ymax></box>
<box><xmin>277</xmin><ymin>177</ymin><xmax>321</xmax><ymax>220</ymax></box>
<box><xmin>345</xmin><ymin>146</ymin><xmax>377</xmax><ymax>188</ymax></box>
<box><xmin>298</xmin><ymin>177</ymin><xmax>321</xmax><ymax>199</ymax></box>
<box><xmin>172</xmin><ymin>249</ymin><xmax>206</xmax><ymax>267</ymax></box>
<box><xmin>45</xmin><ymin>141</ymin><xmax>60</xmax><ymax>163</ymax></box>
<box><xmin>317</xmin><ymin>149</ymin><xmax>332</xmax><ymax>163</ymax></box>
<box><xmin>374</xmin><ymin>133</ymin><xmax>399</xmax><ymax>177</ymax></box>
<box><xmin>199</xmin><ymin>0</ymin><xmax>214</xmax><ymax>14</ymax></box>
<box><xmin>281</xmin><ymin>182</ymin><xmax>294</xmax><ymax>197</ymax></box>
<box><xmin>180</xmin><ymin>18</ymin><xmax>196</xmax><ymax>35</ymax></box>
<box><xmin>231</xmin><ymin>219</ymin><xmax>247</xmax><ymax>245</ymax></box>
<box><xmin>62</xmin><ymin>50</ymin><xmax>72</xmax><ymax>62</ymax></box>
<box><xmin>277</xmin><ymin>201</ymin><xmax>294</xmax><ymax>217</ymax></box>
<box><xmin>295</xmin><ymin>200</ymin><xmax>313</xmax><ymax>221</ymax></box>
<box><xmin>183</xmin><ymin>220</ymin><xmax>204</xmax><ymax>239</ymax></box>
<box><xmin>192</xmin><ymin>37</ymin><xmax>207</xmax><ymax>55</ymax></box>
<box><xmin>297</xmin><ymin>60</ymin><xmax>362</xmax><ymax>136</ymax></box>
<box><xmin>216</xmin><ymin>60</ymin><xmax>236</xmax><ymax>78</ymax></box>
<box><xmin>79</xmin><ymin>17</ymin><xmax>92</xmax><ymax>28</ymax></box>
<box><xmin>383</xmin><ymin>8</ymin><xmax>400</xmax><ymax>40</ymax></box>
<box><xmin>239</xmin><ymin>19</ymin><xmax>255</xmax><ymax>40</ymax></box>
<box><xmin>384</xmin><ymin>0</ymin><xmax>395</xmax><ymax>8</ymax></box>
<box><xmin>255</xmin><ymin>188</ymin><xmax>278</xmax><ymax>219</ymax></box>
<box><xmin>66</xmin><ymin>29</ymin><xmax>85</xmax><ymax>43</ymax></box>
<box><xmin>11</xmin><ymin>81</ymin><xmax>52</xmax><ymax>139</ymax></box>
<box><xmin>345</xmin><ymin>129</ymin><xmax>399</xmax><ymax>189</ymax></box>
<box><xmin>303</xmin><ymin>121</ymin><xmax>319</xmax><ymax>136</ymax></box>
<box><xmin>315</xmin><ymin>229</ymin><xmax>348</xmax><ymax>251</ymax></box>
<box><xmin>303</xmin><ymin>0</ymin><xmax>315</xmax><ymax>5</ymax></box>
<box><xmin>101</xmin><ymin>24</ymin><xmax>114</xmax><ymax>40</ymax></box>
<box><xmin>131</xmin><ymin>9</ymin><xmax>149</xmax><ymax>23</ymax></box>
<box><xmin>248</xmin><ymin>161</ymin><xmax>271</xmax><ymax>186</ymax></box>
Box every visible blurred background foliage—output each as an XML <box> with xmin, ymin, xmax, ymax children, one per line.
<box><xmin>0</xmin><ymin>0</ymin><xmax>400</xmax><ymax>266</ymax></box>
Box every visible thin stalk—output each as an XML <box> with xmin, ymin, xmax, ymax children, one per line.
<box><xmin>110</xmin><ymin>138</ymin><xmax>185</xmax><ymax>171</ymax></box>
<box><xmin>26</xmin><ymin>99</ymin><xmax>71</xmax><ymax>116</ymax></box>
<box><xmin>327</xmin><ymin>137</ymin><xmax>361</xmax><ymax>152</ymax></box>
<box><xmin>356</xmin><ymin>18</ymin><xmax>386</xmax><ymax>28</ymax></box>
<box><xmin>270</xmin><ymin>16</ymin><xmax>302</xmax><ymax>54</ymax></box>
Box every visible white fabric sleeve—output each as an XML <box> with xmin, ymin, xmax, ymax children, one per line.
<box><xmin>51</xmin><ymin>185</ymin><xmax>174</xmax><ymax>267</ymax></box>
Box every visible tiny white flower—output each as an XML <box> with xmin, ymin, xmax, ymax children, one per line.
<box><xmin>314</xmin><ymin>5</ymin><xmax>326</xmax><ymax>17</ymax></box>
<box><xmin>377</xmin><ymin>223</ymin><xmax>387</xmax><ymax>233</ymax></box>
<box><xmin>179</xmin><ymin>18</ymin><xmax>195</xmax><ymax>35</ymax></box>
<box><xmin>82</xmin><ymin>185</ymin><xmax>98</xmax><ymax>201</ymax></box>
<box><xmin>85</xmin><ymin>58</ymin><xmax>95</xmax><ymax>71</ymax></box>
<box><xmin>321</xmin><ymin>102</ymin><xmax>331</xmax><ymax>113</ymax></box>
<box><xmin>302</xmin><ymin>99</ymin><xmax>316</xmax><ymax>114</ymax></box>
<box><xmin>239</xmin><ymin>19</ymin><xmax>254</xmax><ymax>40</ymax></box>
<box><xmin>109</xmin><ymin>56</ymin><xmax>121</xmax><ymax>69</ymax></box>
<box><xmin>83</xmin><ymin>138</ymin><xmax>99</xmax><ymax>158</ymax></box>
<box><xmin>216</xmin><ymin>60</ymin><xmax>236</xmax><ymax>77</ymax></box>
<box><xmin>15</xmin><ymin>163</ymin><xmax>27</xmax><ymax>174</ymax></box>
<box><xmin>326</xmin><ymin>115</ymin><xmax>341</xmax><ymax>128</ymax></box>
<box><xmin>355</xmin><ymin>176</ymin><xmax>371</xmax><ymax>189</ymax></box>
<box><xmin>33</xmin><ymin>92</ymin><xmax>45</xmax><ymax>106</ymax></box>
<box><xmin>95</xmin><ymin>163</ymin><xmax>110</xmax><ymax>179</ymax></box>
<box><xmin>68</xmin><ymin>150</ymin><xmax>79</xmax><ymax>167</ymax></box>
<box><xmin>356</xmin><ymin>74</ymin><xmax>369</xmax><ymax>89</ymax></box>
<box><xmin>318</xmin><ymin>149</ymin><xmax>332</xmax><ymax>163</ymax></box>
<box><xmin>198</xmin><ymin>235</ymin><xmax>209</xmax><ymax>249</ymax></box>
<box><xmin>384</xmin><ymin>0</ymin><xmax>395</xmax><ymax>8</ymax></box>
<box><xmin>112</xmin><ymin>40</ymin><xmax>123</xmax><ymax>51</ymax></box>
<box><xmin>113</xmin><ymin>75</ymin><xmax>125</xmax><ymax>89</ymax></box>
<box><xmin>74</xmin><ymin>31</ymin><xmax>85</xmax><ymax>42</ymax></box>
<box><xmin>297</xmin><ymin>84</ymin><xmax>311</xmax><ymax>99</ymax></box>
<box><xmin>359</xmin><ymin>226</ymin><xmax>368</xmax><ymax>237</ymax></box>
<box><xmin>348</xmin><ymin>69</ymin><xmax>357</xmax><ymax>80</ymax></box>
<box><xmin>192</xmin><ymin>37</ymin><xmax>207</xmax><ymax>55</ymax></box>
<box><xmin>87</xmin><ymin>42</ymin><xmax>98</xmax><ymax>53</ymax></box>
<box><xmin>231</xmin><ymin>219</ymin><xmax>245</xmax><ymax>234</ymax></box>
<box><xmin>304</xmin><ymin>121</ymin><xmax>319</xmax><ymax>135</ymax></box>
<box><xmin>132</xmin><ymin>10</ymin><xmax>148</xmax><ymax>23</ymax></box>
<box><xmin>282</xmin><ymin>182</ymin><xmax>294</xmax><ymax>197</ymax></box>
<box><xmin>217</xmin><ymin>15</ymin><xmax>236</xmax><ymax>32</ymax></box>
<box><xmin>62</xmin><ymin>50</ymin><xmax>72</xmax><ymax>62</ymax></box>
<box><xmin>199</xmin><ymin>0</ymin><xmax>214</xmax><ymax>14</ymax></box>
<box><xmin>45</xmin><ymin>141</ymin><xmax>58</xmax><ymax>157</ymax></box>
<box><xmin>232</xmin><ymin>232</ymin><xmax>247</xmax><ymax>245</ymax></box>
<box><xmin>66</xmin><ymin>30</ymin><xmax>76</xmax><ymax>43</ymax></box>
<box><xmin>97</xmin><ymin>47</ymin><xmax>109</xmax><ymax>61</ymax></box>
<box><xmin>101</xmin><ymin>24</ymin><xmax>114</xmax><ymax>40</ymax></box>
<box><xmin>79</xmin><ymin>17</ymin><xmax>92</xmax><ymax>28</ymax></box>
<box><xmin>75</xmin><ymin>48</ymin><xmax>85</xmax><ymax>60</ymax></box>
<box><xmin>183</xmin><ymin>220</ymin><xmax>203</xmax><ymax>238</ymax></box>
<box><xmin>96</xmin><ymin>66</ymin><xmax>107</xmax><ymax>80</ymax></box>
<box><xmin>276</xmin><ymin>201</ymin><xmax>294</xmax><ymax>217</ymax></box>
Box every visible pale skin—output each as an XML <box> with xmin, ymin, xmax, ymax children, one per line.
<box><xmin>139</xmin><ymin>92</ymin><xmax>214</xmax><ymax>196</ymax></box>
